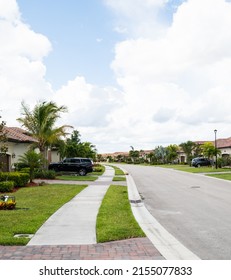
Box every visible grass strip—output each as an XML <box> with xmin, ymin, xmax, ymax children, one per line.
<box><xmin>159</xmin><ymin>165</ymin><xmax>230</xmax><ymax>173</ymax></box>
<box><xmin>113</xmin><ymin>176</ymin><xmax>126</xmax><ymax>181</ymax></box>
<box><xmin>96</xmin><ymin>185</ymin><xmax>145</xmax><ymax>243</ymax></box>
<box><xmin>108</xmin><ymin>165</ymin><xmax>126</xmax><ymax>175</ymax></box>
<box><xmin>56</xmin><ymin>175</ymin><xmax>98</xmax><ymax>181</ymax></box>
<box><xmin>207</xmin><ymin>173</ymin><xmax>231</xmax><ymax>181</ymax></box>
<box><xmin>0</xmin><ymin>184</ymin><xmax>86</xmax><ymax>245</ymax></box>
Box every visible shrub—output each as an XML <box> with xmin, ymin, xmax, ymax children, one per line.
<box><xmin>19</xmin><ymin>167</ymin><xmax>30</xmax><ymax>174</ymax></box>
<box><xmin>34</xmin><ymin>169</ymin><xmax>56</xmax><ymax>179</ymax></box>
<box><xmin>14</xmin><ymin>162</ymin><xmax>29</xmax><ymax>171</ymax></box>
<box><xmin>0</xmin><ymin>181</ymin><xmax>14</xmax><ymax>192</ymax></box>
<box><xmin>0</xmin><ymin>172</ymin><xmax>29</xmax><ymax>187</ymax></box>
<box><xmin>93</xmin><ymin>166</ymin><xmax>104</xmax><ymax>172</ymax></box>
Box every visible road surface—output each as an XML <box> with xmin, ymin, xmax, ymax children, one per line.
<box><xmin>116</xmin><ymin>164</ymin><xmax>231</xmax><ymax>260</ymax></box>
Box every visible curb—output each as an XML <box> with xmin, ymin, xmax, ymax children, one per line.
<box><xmin>119</xmin><ymin>166</ymin><xmax>200</xmax><ymax>260</ymax></box>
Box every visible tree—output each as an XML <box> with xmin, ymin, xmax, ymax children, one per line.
<box><xmin>129</xmin><ymin>148</ymin><xmax>140</xmax><ymax>163</ymax></box>
<box><xmin>154</xmin><ymin>146</ymin><xmax>167</xmax><ymax>164</ymax></box>
<box><xmin>17</xmin><ymin>101</ymin><xmax>71</xmax><ymax>163</ymax></box>
<box><xmin>0</xmin><ymin>115</ymin><xmax>8</xmax><ymax>171</ymax></box>
<box><xmin>179</xmin><ymin>141</ymin><xmax>198</xmax><ymax>165</ymax></box>
<box><xmin>201</xmin><ymin>142</ymin><xmax>221</xmax><ymax>159</ymax></box>
<box><xmin>63</xmin><ymin>130</ymin><xmax>97</xmax><ymax>160</ymax></box>
<box><xmin>18</xmin><ymin>150</ymin><xmax>44</xmax><ymax>182</ymax></box>
<box><xmin>166</xmin><ymin>144</ymin><xmax>179</xmax><ymax>163</ymax></box>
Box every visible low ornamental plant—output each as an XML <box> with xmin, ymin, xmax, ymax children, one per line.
<box><xmin>0</xmin><ymin>196</ymin><xmax>16</xmax><ymax>210</ymax></box>
<box><xmin>0</xmin><ymin>201</ymin><xmax>16</xmax><ymax>210</ymax></box>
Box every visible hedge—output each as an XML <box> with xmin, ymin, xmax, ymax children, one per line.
<box><xmin>0</xmin><ymin>181</ymin><xmax>14</xmax><ymax>192</ymax></box>
<box><xmin>0</xmin><ymin>172</ymin><xmax>29</xmax><ymax>187</ymax></box>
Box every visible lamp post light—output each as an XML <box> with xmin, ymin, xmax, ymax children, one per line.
<box><xmin>214</xmin><ymin>129</ymin><xmax>217</xmax><ymax>169</ymax></box>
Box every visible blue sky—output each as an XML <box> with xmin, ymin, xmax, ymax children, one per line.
<box><xmin>17</xmin><ymin>0</ymin><xmax>122</xmax><ymax>89</ymax></box>
<box><xmin>1</xmin><ymin>0</ymin><xmax>231</xmax><ymax>153</ymax></box>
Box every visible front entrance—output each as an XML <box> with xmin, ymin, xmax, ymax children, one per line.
<box><xmin>0</xmin><ymin>153</ymin><xmax>10</xmax><ymax>171</ymax></box>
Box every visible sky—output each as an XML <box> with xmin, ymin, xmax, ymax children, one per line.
<box><xmin>1</xmin><ymin>0</ymin><xmax>231</xmax><ymax>153</ymax></box>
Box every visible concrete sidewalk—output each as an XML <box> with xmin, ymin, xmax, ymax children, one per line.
<box><xmin>28</xmin><ymin>165</ymin><xmax>114</xmax><ymax>245</ymax></box>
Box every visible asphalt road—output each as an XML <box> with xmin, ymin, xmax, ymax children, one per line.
<box><xmin>116</xmin><ymin>164</ymin><xmax>231</xmax><ymax>260</ymax></box>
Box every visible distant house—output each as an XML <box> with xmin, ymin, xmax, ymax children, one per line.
<box><xmin>179</xmin><ymin>138</ymin><xmax>231</xmax><ymax>163</ymax></box>
<box><xmin>0</xmin><ymin>127</ymin><xmax>37</xmax><ymax>171</ymax></box>
<box><xmin>216</xmin><ymin>137</ymin><xmax>231</xmax><ymax>157</ymax></box>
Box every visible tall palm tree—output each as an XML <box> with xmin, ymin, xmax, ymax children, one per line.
<box><xmin>179</xmin><ymin>140</ymin><xmax>198</xmax><ymax>165</ymax></box>
<box><xmin>17</xmin><ymin>101</ymin><xmax>72</xmax><ymax>162</ymax></box>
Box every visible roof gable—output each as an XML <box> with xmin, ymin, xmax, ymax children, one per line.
<box><xmin>3</xmin><ymin>127</ymin><xmax>38</xmax><ymax>143</ymax></box>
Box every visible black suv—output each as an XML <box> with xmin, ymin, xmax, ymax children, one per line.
<box><xmin>48</xmin><ymin>157</ymin><xmax>93</xmax><ymax>176</ymax></box>
<box><xmin>191</xmin><ymin>157</ymin><xmax>211</xmax><ymax>167</ymax></box>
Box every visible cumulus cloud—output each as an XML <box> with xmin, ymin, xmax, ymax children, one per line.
<box><xmin>0</xmin><ymin>0</ymin><xmax>52</xmax><ymax>124</ymax></box>
<box><xmin>108</xmin><ymin>0</ymin><xmax>231</xmax><ymax>148</ymax></box>
<box><xmin>54</xmin><ymin>76</ymin><xmax>123</xmax><ymax>128</ymax></box>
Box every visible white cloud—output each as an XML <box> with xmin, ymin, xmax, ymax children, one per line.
<box><xmin>54</xmin><ymin>76</ymin><xmax>123</xmax><ymax>128</ymax></box>
<box><xmin>0</xmin><ymin>0</ymin><xmax>52</xmax><ymax>125</ymax></box>
<box><xmin>107</xmin><ymin>0</ymin><xmax>231</xmax><ymax>149</ymax></box>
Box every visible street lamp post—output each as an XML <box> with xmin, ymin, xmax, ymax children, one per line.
<box><xmin>214</xmin><ymin>129</ymin><xmax>217</xmax><ymax>169</ymax></box>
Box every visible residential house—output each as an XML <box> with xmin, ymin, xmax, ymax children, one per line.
<box><xmin>216</xmin><ymin>137</ymin><xmax>231</xmax><ymax>157</ymax></box>
<box><xmin>0</xmin><ymin>127</ymin><xmax>37</xmax><ymax>171</ymax></box>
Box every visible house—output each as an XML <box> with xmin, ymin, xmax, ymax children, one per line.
<box><xmin>0</xmin><ymin>127</ymin><xmax>37</xmax><ymax>171</ymax></box>
<box><xmin>216</xmin><ymin>137</ymin><xmax>231</xmax><ymax>157</ymax></box>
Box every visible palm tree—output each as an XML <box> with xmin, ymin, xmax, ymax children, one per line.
<box><xmin>166</xmin><ymin>144</ymin><xmax>179</xmax><ymax>163</ymax></box>
<box><xmin>18</xmin><ymin>150</ymin><xmax>43</xmax><ymax>183</ymax></box>
<box><xmin>179</xmin><ymin>141</ymin><xmax>198</xmax><ymax>165</ymax></box>
<box><xmin>17</xmin><ymin>101</ymin><xmax>72</xmax><ymax>163</ymax></box>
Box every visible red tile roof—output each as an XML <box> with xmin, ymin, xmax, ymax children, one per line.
<box><xmin>3</xmin><ymin>127</ymin><xmax>37</xmax><ymax>143</ymax></box>
<box><xmin>217</xmin><ymin>137</ymin><xmax>231</xmax><ymax>148</ymax></box>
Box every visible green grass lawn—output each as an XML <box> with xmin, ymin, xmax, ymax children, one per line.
<box><xmin>96</xmin><ymin>185</ymin><xmax>145</xmax><ymax>243</ymax></box>
<box><xmin>112</xmin><ymin>176</ymin><xmax>126</xmax><ymax>181</ymax></box>
<box><xmin>55</xmin><ymin>166</ymin><xmax>105</xmax><ymax>181</ymax></box>
<box><xmin>207</xmin><ymin>173</ymin><xmax>231</xmax><ymax>181</ymax></box>
<box><xmin>160</xmin><ymin>164</ymin><xmax>231</xmax><ymax>173</ymax></box>
<box><xmin>0</xmin><ymin>184</ymin><xmax>86</xmax><ymax>245</ymax></box>
<box><xmin>109</xmin><ymin>165</ymin><xmax>126</xmax><ymax>175</ymax></box>
<box><xmin>56</xmin><ymin>175</ymin><xmax>98</xmax><ymax>181</ymax></box>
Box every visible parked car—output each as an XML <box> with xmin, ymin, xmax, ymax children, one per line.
<box><xmin>191</xmin><ymin>157</ymin><xmax>211</xmax><ymax>167</ymax></box>
<box><xmin>48</xmin><ymin>157</ymin><xmax>94</xmax><ymax>176</ymax></box>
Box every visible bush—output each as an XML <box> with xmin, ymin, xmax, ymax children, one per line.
<box><xmin>0</xmin><ymin>181</ymin><xmax>15</xmax><ymax>192</ymax></box>
<box><xmin>0</xmin><ymin>172</ymin><xmax>29</xmax><ymax>187</ymax></box>
<box><xmin>93</xmin><ymin>166</ymin><xmax>104</xmax><ymax>172</ymax></box>
<box><xmin>34</xmin><ymin>169</ymin><xmax>56</xmax><ymax>179</ymax></box>
<box><xmin>217</xmin><ymin>156</ymin><xmax>231</xmax><ymax>168</ymax></box>
<box><xmin>19</xmin><ymin>167</ymin><xmax>30</xmax><ymax>174</ymax></box>
<box><xmin>14</xmin><ymin>162</ymin><xmax>29</xmax><ymax>171</ymax></box>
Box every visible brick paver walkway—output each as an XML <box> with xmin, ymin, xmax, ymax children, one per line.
<box><xmin>0</xmin><ymin>238</ymin><xmax>164</xmax><ymax>260</ymax></box>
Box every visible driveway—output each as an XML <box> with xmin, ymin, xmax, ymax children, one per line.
<box><xmin>116</xmin><ymin>164</ymin><xmax>231</xmax><ymax>260</ymax></box>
